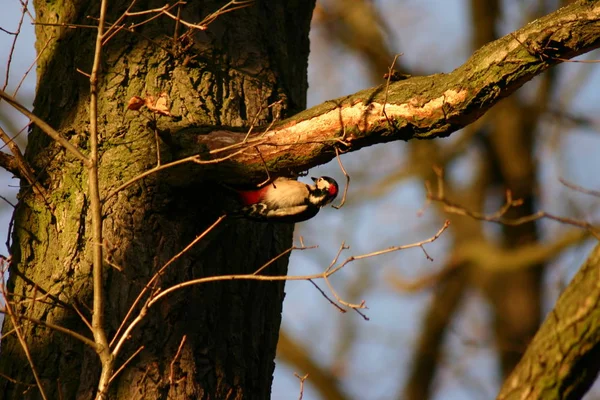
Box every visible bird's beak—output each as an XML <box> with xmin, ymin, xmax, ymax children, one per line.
<box><xmin>311</xmin><ymin>177</ymin><xmax>318</xmax><ymax>182</ymax></box>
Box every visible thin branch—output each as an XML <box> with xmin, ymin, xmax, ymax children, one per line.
<box><xmin>147</xmin><ymin>221</ymin><xmax>450</xmax><ymax>309</ymax></box>
<box><xmin>560</xmin><ymin>177</ymin><xmax>600</xmax><ymax>198</ymax></box>
<box><xmin>332</xmin><ymin>147</ymin><xmax>349</xmax><ymax>209</ymax></box>
<box><xmin>88</xmin><ymin>0</ymin><xmax>113</xmax><ymax>398</ymax></box>
<box><xmin>252</xmin><ymin>244</ymin><xmax>317</xmax><ymax>276</ymax></box>
<box><xmin>169</xmin><ymin>336</ymin><xmax>187</xmax><ymax>385</ymax></box>
<box><xmin>0</xmin><ymin>195</ymin><xmax>16</xmax><ymax>208</ymax></box>
<box><xmin>0</xmin><ymin>125</ymin><xmax>48</xmax><ymax>200</ymax></box>
<box><xmin>104</xmin><ymin>154</ymin><xmax>200</xmax><ymax>201</ymax></box>
<box><xmin>113</xmin><ymin>223</ymin><xmax>448</xmax><ymax>362</ymax></box>
<box><xmin>104</xmin><ymin>143</ymin><xmax>259</xmax><ymax>201</ymax></box>
<box><xmin>108</xmin><ymin>346</ymin><xmax>143</xmax><ymax>384</ymax></box>
<box><xmin>72</xmin><ymin>302</ymin><xmax>94</xmax><ymax>334</ymax></box>
<box><xmin>173</xmin><ymin>3</ymin><xmax>182</xmax><ymax>42</ymax></box>
<box><xmin>1</xmin><ymin>298</ymin><xmax>48</xmax><ymax>400</ymax></box>
<box><xmin>171</xmin><ymin>0</ymin><xmax>253</xmax><ymax>33</ymax></box>
<box><xmin>428</xmin><ymin>168</ymin><xmax>600</xmax><ymax>239</ymax></box>
<box><xmin>102</xmin><ymin>2</ymin><xmax>182</xmax><ymax>45</ymax></box>
<box><xmin>306</xmin><ymin>279</ymin><xmax>347</xmax><ymax>314</ymax></box>
<box><xmin>294</xmin><ymin>373</ymin><xmax>309</xmax><ymax>400</ymax></box>
<box><xmin>0</xmin><ymin>371</ymin><xmax>36</xmax><ymax>388</ymax></box>
<box><xmin>0</xmin><ymin>310</ymin><xmax>97</xmax><ymax>349</ymax></box>
<box><xmin>13</xmin><ymin>34</ymin><xmax>54</xmax><ymax>97</ymax></box>
<box><xmin>110</xmin><ymin>215</ymin><xmax>226</xmax><ymax>350</ymax></box>
<box><xmin>0</xmin><ymin>90</ymin><xmax>89</xmax><ymax>165</ymax></box>
<box><xmin>2</xmin><ymin>0</ymin><xmax>28</xmax><ymax>91</ymax></box>
<box><xmin>382</xmin><ymin>53</ymin><xmax>402</xmax><ymax>122</ymax></box>
<box><xmin>322</xmin><ymin>275</ymin><xmax>368</xmax><ymax>317</ymax></box>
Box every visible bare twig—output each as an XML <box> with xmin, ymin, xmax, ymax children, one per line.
<box><xmin>324</xmin><ymin>242</ymin><xmax>348</xmax><ymax>275</ymax></box>
<box><xmin>88</xmin><ymin>0</ymin><xmax>114</xmax><ymax>398</ymax></box>
<box><xmin>428</xmin><ymin>168</ymin><xmax>600</xmax><ymax>239</ymax></box>
<box><xmin>2</xmin><ymin>0</ymin><xmax>28</xmax><ymax>91</ymax></box>
<box><xmin>110</xmin><ymin>215</ymin><xmax>226</xmax><ymax>351</ymax></box>
<box><xmin>307</xmin><ymin>279</ymin><xmax>347</xmax><ymax>314</ymax></box>
<box><xmin>0</xmin><ymin>90</ymin><xmax>89</xmax><ymax>165</ymax></box>
<box><xmin>322</xmin><ymin>275</ymin><xmax>367</xmax><ymax>314</ymax></box>
<box><xmin>108</xmin><ymin>346</ymin><xmax>144</xmax><ymax>384</ymax></box>
<box><xmin>173</xmin><ymin>3</ymin><xmax>182</xmax><ymax>42</ymax></box>
<box><xmin>382</xmin><ymin>54</ymin><xmax>402</xmax><ymax>121</ymax></box>
<box><xmin>0</xmin><ymin>195</ymin><xmax>16</xmax><ymax>208</ymax></box>
<box><xmin>332</xmin><ymin>147</ymin><xmax>349</xmax><ymax>209</ymax></box>
<box><xmin>72</xmin><ymin>302</ymin><xmax>94</xmax><ymax>334</ymax></box>
<box><xmin>1</xmin><ymin>297</ymin><xmax>48</xmax><ymax>400</ymax></box>
<box><xmin>147</xmin><ymin>221</ymin><xmax>450</xmax><ymax>310</ymax></box>
<box><xmin>243</xmin><ymin>98</ymin><xmax>282</xmax><ymax>142</ymax></box>
<box><xmin>0</xmin><ymin>310</ymin><xmax>97</xmax><ymax>349</ymax></box>
<box><xmin>294</xmin><ymin>372</ymin><xmax>309</xmax><ymax>400</ymax></box>
<box><xmin>559</xmin><ymin>177</ymin><xmax>600</xmax><ymax>198</ymax></box>
<box><xmin>99</xmin><ymin>1</ymin><xmax>249</xmax><ymax>46</ymax></box>
<box><xmin>112</xmin><ymin>223</ymin><xmax>447</xmax><ymax>364</ymax></box>
<box><xmin>169</xmin><ymin>336</ymin><xmax>187</xmax><ymax>385</ymax></box>
<box><xmin>13</xmin><ymin>34</ymin><xmax>54</xmax><ymax>96</ymax></box>
<box><xmin>104</xmin><ymin>143</ymin><xmax>258</xmax><ymax>201</ymax></box>
<box><xmin>174</xmin><ymin>0</ymin><xmax>253</xmax><ymax>34</ymax></box>
<box><xmin>253</xmin><ymin>244</ymin><xmax>317</xmax><ymax>276</ymax></box>
<box><xmin>105</xmin><ymin>154</ymin><xmax>201</xmax><ymax>201</ymax></box>
<box><xmin>255</xmin><ymin>147</ymin><xmax>272</xmax><ymax>187</ymax></box>
<box><xmin>0</xmin><ymin>371</ymin><xmax>36</xmax><ymax>388</ymax></box>
<box><xmin>0</xmin><ymin>125</ymin><xmax>48</xmax><ymax>200</ymax></box>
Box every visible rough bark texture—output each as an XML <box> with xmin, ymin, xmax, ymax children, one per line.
<box><xmin>0</xmin><ymin>1</ymin><xmax>315</xmax><ymax>399</ymax></box>
<box><xmin>498</xmin><ymin>244</ymin><xmax>600</xmax><ymax>400</ymax></box>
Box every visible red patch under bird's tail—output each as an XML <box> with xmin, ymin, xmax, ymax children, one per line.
<box><xmin>237</xmin><ymin>186</ymin><xmax>269</xmax><ymax>206</ymax></box>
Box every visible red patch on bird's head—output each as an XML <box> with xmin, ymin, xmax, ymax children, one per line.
<box><xmin>328</xmin><ymin>182</ymin><xmax>339</xmax><ymax>197</ymax></box>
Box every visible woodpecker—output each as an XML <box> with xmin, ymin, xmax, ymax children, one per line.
<box><xmin>233</xmin><ymin>176</ymin><xmax>339</xmax><ymax>222</ymax></box>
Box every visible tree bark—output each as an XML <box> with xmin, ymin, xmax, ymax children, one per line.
<box><xmin>0</xmin><ymin>1</ymin><xmax>314</xmax><ymax>399</ymax></box>
<box><xmin>497</xmin><ymin>244</ymin><xmax>600</xmax><ymax>400</ymax></box>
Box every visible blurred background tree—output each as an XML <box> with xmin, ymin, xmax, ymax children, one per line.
<box><xmin>272</xmin><ymin>1</ymin><xmax>600</xmax><ymax>399</ymax></box>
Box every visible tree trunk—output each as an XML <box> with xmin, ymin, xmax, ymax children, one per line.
<box><xmin>0</xmin><ymin>1</ymin><xmax>315</xmax><ymax>399</ymax></box>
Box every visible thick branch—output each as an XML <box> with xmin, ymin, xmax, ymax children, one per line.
<box><xmin>178</xmin><ymin>0</ymin><xmax>600</xmax><ymax>180</ymax></box>
<box><xmin>497</xmin><ymin>243</ymin><xmax>600</xmax><ymax>399</ymax></box>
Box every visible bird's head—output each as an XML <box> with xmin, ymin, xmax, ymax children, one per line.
<box><xmin>309</xmin><ymin>176</ymin><xmax>339</xmax><ymax>206</ymax></box>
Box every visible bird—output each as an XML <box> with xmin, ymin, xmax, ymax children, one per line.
<box><xmin>231</xmin><ymin>176</ymin><xmax>339</xmax><ymax>222</ymax></box>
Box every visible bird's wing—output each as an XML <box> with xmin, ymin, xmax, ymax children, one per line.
<box><xmin>261</xmin><ymin>180</ymin><xmax>310</xmax><ymax>208</ymax></box>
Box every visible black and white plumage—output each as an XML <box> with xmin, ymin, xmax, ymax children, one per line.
<box><xmin>233</xmin><ymin>176</ymin><xmax>339</xmax><ymax>223</ymax></box>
